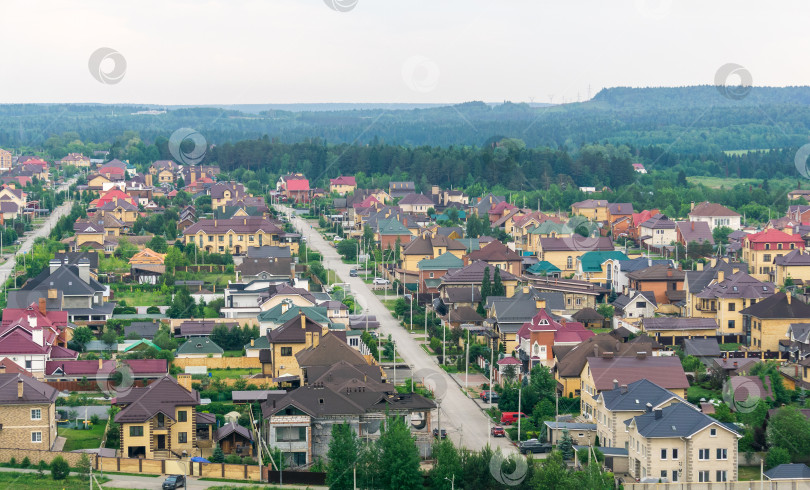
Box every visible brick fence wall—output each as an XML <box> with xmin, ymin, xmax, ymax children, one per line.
<box><xmin>172</xmin><ymin>357</ymin><xmax>262</xmax><ymax>369</ymax></box>
<box><xmin>98</xmin><ymin>456</ymin><xmax>260</xmax><ymax>480</ymax></box>
<box><xmin>625</xmin><ymin>481</ymin><xmax>805</xmax><ymax>490</ymax></box>
<box><xmin>0</xmin><ymin>447</ymin><xmax>94</xmax><ymax>467</ymax></box>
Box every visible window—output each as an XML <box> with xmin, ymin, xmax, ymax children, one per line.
<box><xmin>576</xmin><ymin>298</ymin><xmax>581</xmax><ymax>306</ymax></box>
<box><xmin>218</xmin><ymin>235</ymin><xmax>224</xmax><ymax>242</ymax></box>
<box><xmin>710</xmin><ymin>428</ymin><xmax>717</xmax><ymax>437</ymax></box>
<box><xmin>660</xmin><ymin>448</ymin><xmax>667</xmax><ymax>459</ymax></box>
<box><xmin>238</xmin><ymin>235</ymin><xmax>243</xmax><ymax>241</ymax></box>
<box><xmin>31</xmin><ymin>432</ymin><xmax>41</xmax><ymax>443</ymax></box>
<box><xmin>728</xmin><ymin>303</ymin><xmax>735</xmax><ymax>311</ymax></box>
<box><xmin>660</xmin><ymin>470</ymin><xmax>667</xmax><ymax>479</ymax></box>
<box><xmin>249</xmin><ymin>235</ymin><xmax>254</xmax><ymax>242</ymax></box>
<box><xmin>765</xmin><ymin>244</ymin><xmax>770</xmax><ymax>250</ymax></box>
<box><xmin>25</xmin><ymin>360</ymin><xmax>32</xmax><ymax>369</ymax></box>
<box><xmin>763</xmin><ymin>254</ymin><xmax>771</xmax><ymax>262</ymax></box>
<box><xmin>208</xmin><ymin>236</ymin><xmax>213</xmax><ymax>242</ymax></box>
<box><xmin>672</xmin><ymin>471</ymin><xmax>679</xmax><ymax>482</ymax></box>
<box><xmin>178</xmin><ymin>432</ymin><xmax>187</xmax><ymax>443</ymax></box>
<box><xmin>698</xmin><ymin>471</ymin><xmax>710</xmax><ymax>482</ymax></box>
<box><xmin>281</xmin><ymin>347</ymin><xmax>293</xmax><ymax>356</ymax></box>
<box><xmin>31</xmin><ymin>409</ymin><xmax>41</xmax><ymax>420</ymax></box>
<box><xmin>157</xmin><ymin>413</ymin><xmax>165</xmax><ymax>428</ymax></box>
<box><xmin>716</xmin><ymin>470</ymin><xmax>727</xmax><ymax>482</ymax></box>
<box><xmin>429</xmin><ymin>273</ymin><xmax>434</xmax><ymax>278</ymax></box>
<box><xmin>778</xmin><ymin>243</ymin><xmax>783</xmax><ymax>250</ymax></box>
<box><xmin>178</xmin><ymin>411</ymin><xmax>187</xmax><ymax>422</ymax></box>
<box><xmin>636</xmin><ymin>302</ymin><xmax>646</xmax><ymax>309</ymax></box>
<box><xmin>566</xmin><ymin>256</ymin><xmax>573</xmax><ymax>269</ymax></box>
<box><xmin>728</xmin><ymin>320</ymin><xmax>735</xmax><ymax>330</ymax></box>
<box><xmin>698</xmin><ymin>448</ymin><xmax>710</xmax><ymax>460</ymax></box>
<box><xmin>716</xmin><ymin>448</ymin><xmax>727</xmax><ymax>459</ymax></box>
<box><xmin>130</xmin><ymin>426</ymin><xmax>143</xmax><ymax>437</ymax></box>
<box><xmin>219</xmin><ymin>246</ymin><xmax>224</xmax><ymax>252</ymax></box>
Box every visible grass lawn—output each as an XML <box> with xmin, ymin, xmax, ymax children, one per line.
<box><xmin>0</xmin><ymin>473</ymin><xmax>108</xmax><ymax>489</ymax></box>
<box><xmin>686</xmin><ymin>385</ymin><xmax>720</xmax><ymax>403</ymax></box>
<box><xmin>590</xmin><ymin>328</ymin><xmax>612</xmax><ymax>334</ymax></box>
<box><xmin>58</xmin><ymin>423</ymin><xmax>106</xmax><ymax>451</ymax></box>
<box><xmin>112</xmin><ymin>290</ymin><xmax>168</xmax><ymax>307</ymax></box>
<box><xmin>223</xmin><ymin>350</ymin><xmax>245</xmax><ymax>357</ymax></box>
<box><xmin>208</xmin><ymin>368</ymin><xmax>259</xmax><ymax>379</ymax></box>
<box><xmin>719</xmin><ymin>343</ymin><xmax>742</xmax><ymax>351</ymax></box>
<box><xmin>738</xmin><ymin>465</ymin><xmax>762</xmax><ymax>481</ymax></box>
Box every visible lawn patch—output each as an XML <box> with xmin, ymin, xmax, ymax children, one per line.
<box><xmin>58</xmin><ymin>423</ymin><xmax>106</xmax><ymax>451</ymax></box>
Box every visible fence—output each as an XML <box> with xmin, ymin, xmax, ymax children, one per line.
<box><xmin>0</xmin><ymin>447</ymin><xmax>94</xmax><ymax>467</ymax></box>
<box><xmin>625</xmin><ymin>481</ymin><xmax>809</xmax><ymax>490</ymax></box>
<box><xmin>47</xmin><ymin>379</ymin><xmax>153</xmax><ymax>392</ymax></box>
<box><xmin>172</xmin><ymin>357</ymin><xmax>262</xmax><ymax>370</ymax></box>
<box><xmin>97</xmin><ymin>456</ymin><xmax>261</xmax><ymax>480</ymax></box>
<box><xmin>175</xmin><ymin>265</ymin><xmax>227</xmax><ymax>273</ymax></box>
<box><xmin>264</xmin><ymin>468</ymin><xmax>327</xmax><ymax>485</ymax></box>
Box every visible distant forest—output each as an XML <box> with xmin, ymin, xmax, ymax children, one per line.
<box><xmin>3</xmin><ymin>85</ymin><xmax>810</xmax><ymax>156</ymax></box>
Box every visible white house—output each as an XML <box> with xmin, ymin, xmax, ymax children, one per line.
<box><xmin>612</xmin><ymin>290</ymin><xmax>657</xmax><ymax>318</ymax></box>
<box><xmin>688</xmin><ymin>202</ymin><xmax>741</xmax><ymax>231</ymax></box>
<box><xmin>638</xmin><ymin>214</ymin><xmax>677</xmax><ymax>248</ymax></box>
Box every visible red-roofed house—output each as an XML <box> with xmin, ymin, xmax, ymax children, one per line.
<box><xmin>283</xmin><ymin>178</ymin><xmax>310</xmax><ymax>203</ymax></box>
<box><xmin>516</xmin><ymin>310</ymin><xmax>594</xmax><ymax>371</ymax></box>
<box><xmin>91</xmin><ymin>188</ymin><xmax>138</xmax><ymax>209</ymax></box>
<box><xmin>743</xmin><ymin>229</ymin><xmax>805</xmax><ymax>280</ymax></box>
<box><xmin>487</xmin><ymin>201</ymin><xmax>518</xmax><ymax>224</ymax></box>
<box><xmin>329</xmin><ymin>176</ymin><xmax>357</xmax><ymax>195</ymax></box>
<box><xmin>496</xmin><ymin>356</ymin><xmax>522</xmax><ymax>383</ymax></box>
<box><xmin>628</xmin><ymin>209</ymin><xmax>660</xmax><ymax>240</ymax></box>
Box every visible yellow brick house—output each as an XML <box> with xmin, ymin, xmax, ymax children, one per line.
<box><xmin>0</xmin><ymin>374</ymin><xmax>59</xmax><ymax>450</ymax></box>
<box><xmin>741</xmin><ymin>292</ymin><xmax>810</xmax><ymax>351</ymax></box>
<box><xmin>182</xmin><ymin>217</ymin><xmax>297</xmax><ymax>255</ymax></box>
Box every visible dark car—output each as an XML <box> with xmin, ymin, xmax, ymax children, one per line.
<box><xmin>491</xmin><ymin>426</ymin><xmax>505</xmax><ymax>437</ymax></box>
<box><xmin>350</xmin><ymin>269</ymin><xmax>358</xmax><ymax>277</ymax></box>
<box><xmin>433</xmin><ymin>428</ymin><xmax>447</xmax><ymax>439</ymax></box>
<box><xmin>518</xmin><ymin>439</ymin><xmax>552</xmax><ymax>454</ymax></box>
<box><xmin>162</xmin><ymin>474</ymin><xmax>185</xmax><ymax>489</ymax></box>
<box><xmin>480</xmin><ymin>391</ymin><xmax>500</xmax><ymax>403</ymax></box>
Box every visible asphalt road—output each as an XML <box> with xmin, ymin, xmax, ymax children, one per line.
<box><xmin>276</xmin><ymin>205</ymin><xmax>517</xmax><ymax>455</ymax></box>
<box><xmin>0</xmin><ymin>179</ymin><xmax>75</xmax><ymax>288</ymax></box>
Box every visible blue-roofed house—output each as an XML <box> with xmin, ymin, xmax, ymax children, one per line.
<box><xmin>764</xmin><ymin>463</ymin><xmax>810</xmax><ymax>481</ymax></box>
<box><xmin>526</xmin><ymin>261</ymin><xmax>561</xmax><ymax>278</ymax></box>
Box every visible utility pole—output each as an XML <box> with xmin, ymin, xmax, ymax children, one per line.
<box><xmin>393</xmin><ymin>341</ymin><xmax>397</xmax><ymax>386</ymax></box>
<box><xmin>465</xmin><ymin>328</ymin><xmax>470</xmax><ymax>389</ymax></box>
<box><xmin>517</xmin><ymin>387</ymin><xmax>522</xmax><ymax>443</ymax></box>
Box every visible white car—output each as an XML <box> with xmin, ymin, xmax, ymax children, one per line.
<box><xmin>334</xmin><ymin>236</ymin><xmax>344</xmax><ymax>243</ymax></box>
<box><xmin>373</xmin><ymin>278</ymin><xmax>390</xmax><ymax>285</ymax></box>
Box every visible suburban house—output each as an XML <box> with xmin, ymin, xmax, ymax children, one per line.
<box><xmin>183</xmin><ymin>217</ymin><xmax>296</xmax><ymax>256</ymax></box>
<box><xmin>439</xmin><ymin>260</ymin><xmax>519</xmax><ymax>302</ymax></box>
<box><xmin>640</xmin><ymin>318</ymin><xmax>719</xmax><ymax>344</ymax></box>
<box><xmin>175</xmin><ymin>337</ymin><xmax>224</xmax><ymax>358</ymax></box>
<box><xmin>43</xmin><ymin>359</ymin><xmax>169</xmax><ymax>382</ymax></box>
<box><xmin>688</xmin><ymin>201</ymin><xmax>741</xmax><ymax>231</ymax></box>
<box><xmin>398</xmin><ymin>193</ymin><xmax>434</xmax><ymax>215</ymax></box>
<box><xmin>515</xmin><ymin>308</ymin><xmax>594</xmax><ymax>370</ymax></box>
<box><xmin>522</xmin><ymin>276</ymin><xmax>608</xmax><ymax>312</ymax></box>
<box><xmin>400</xmin><ymin>235</ymin><xmax>467</xmax><ymax>280</ymax></box>
<box><xmin>235</xmin><ymin>257</ymin><xmax>295</xmax><ymax>283</ymax></box>
<box><xmin>571</xmin><ymin>199</ymin><xmax>608</xmax><ymax>221</ymax></box>
<box><xmin>773</xmin><ymin>249</ymin><xmax>810</xmax><ymax>286</ymax></box>
<box><xmin>128</xmin><ymin>248</ymin><xmax>166</xmax><ymax>284</ymax></box>
<box><xmin>60</xmin><ymin>153</ymin><xmax>91</xmax><ymax>167</ymax></box>
<box><xmin>741</xmin><ymin>292</ymin><xmax>810</xmax><ymax>351</ymax></box>
<box><xmin>465</xmin><ymin>240</ymin><xmax>523</xmax><ymax>276</ymax></box>
<box><xmin>0</xmin><ymin>374</ymin><xmax>59</xmax><ymax>449</ymax></box>
<box><xmin>595</xmin><ymin>378</ymin><xmax>692</xmax><ymax>451</ymax></box>
<box><xmin>536</xmin><ymin>236</ymin><xmax>614</xmax><ymax>276</ymax></box>
<box><xmin>388</xmin><ymin>181</ymin><xmax>415</xmax><ymax>199</ymax></box>
<box><xmin>0</xmin><ymin>301</ymin><xmax>77</xmax><ymax>374</ymax></box>
<box><xmin>626</xmin><ymin>264</ymin><xmax>685</xmax><ymax>306</ymax></box>
<box><xmin>580</xmin><ymin>354</ymin><xmax>688</xmax><ymax>420</ymax></box>
<box><xmin>691</xmin><ymin>270</ymin><xmax>774</xmax><ymax>336</ymax></box>
<box><xmin>417</xmin><ymin>253</ymin><xmax>464</xmax><ymax>294</ymax></box>
<box><xmin>329</xmin><ymin>176</ymin><xmax>357</xmax><ymax>195</ymax></box>
<box><xmin>626</xmin><ymin>402</ymin><xmax>740</xmax><ymax>483</ymax></box>
<box><xmin>675</xmin><ymin>221</ymin><xmax>715</xmax><ymax>247</ymax></box>
<box><xmin>0</xmin><ymin>148</ymin><xmax>12</xmax><ymax>170</ymax></box>
<box><xmin>637</xmin><ymin>214</ymin><xmax>677</xmax><ymax>248</ymax></box>
<box><xmin>742</xmin><ymin>229</ymin><xmax>804</xmax><ymax>281</ymax></box>
<box><xmin>612</xmin><ymin>290</ymin><xmax>657</xmax><ymax>319</ymax></box>
<box><xmin>115</xmin><ymin>375</ymin><xmax>207</xmax><ymax>459</ymax></box>
<box><xmin>574</xmin><ymin>251</ymin><xmax>629</xmax><ymax>286</ymax></box>
<box><xmin>259</xmin><ymin>313</ymin><xmax>327</xmax><ymax>386</ymax></box>
<box><xmin>554</xmin><ymin>334</ymin><xmax>641</xmax><ymax>398</ymax></box>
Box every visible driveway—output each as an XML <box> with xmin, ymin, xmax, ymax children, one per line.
<box><xmin>276</xmin><ymin>205</ymin><xmax>517</xmax><ymax>454</ymax></box>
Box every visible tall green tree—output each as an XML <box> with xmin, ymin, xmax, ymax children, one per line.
<box><xmin>481</xmin><ymin>267</ymin><xmax>492</xmax><ymax>302</ymax></box>
<box><xmin>430</xmin><ymin>439</ymin><xmax>462</xmax><ymax>490</ymax></box>
<box><xmin>766</xmin><ymin>406</ymin><xmax>810</xmax><ymax>460</ymax></box>
<box><xmin>326</xmin><ymin>422</ymin><xmax>360</xmax><ymax>490</ymax></box>
<box><xmin>377</xmin><ymin>416</ymin><xmax>421</xmax><ymax>490</ymax></box>
<box><xmin>492</xmin><ymin>267</ymin><xmax>505</xmax><ymax>297</ymax></box>
<box><xmin>71</xmin><ymin>326</ymin><xmax>94</xmax><ymax>352</ymax></box>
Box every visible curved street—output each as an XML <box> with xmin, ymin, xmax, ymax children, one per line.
<box><xmin>276</xmin><ymin>204</ymin><xmax>517</xmax><ymax>455</ymax></box>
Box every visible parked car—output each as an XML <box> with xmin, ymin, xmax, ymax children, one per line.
<box><xmin>349</xmin><ymin>269</ymin><xmax>358</xmax><ymax>277</ymax></box>
<box><xmin>480</xmin><ymin>391</ymin><xmax>500</xmax><ymax>403</ymax></box>
<box><xmin>518</xmin><ymin>439</ymin><xmax>552</xmax><ymax>454</ymax></box>
<box><xmin>373</xmin><ymin>277</ymin><xmax>390</xmax><ymax>285</ymax></box>
<box><xmin>162</xmin><ymin>475</ymin><xmax>185</xmax><ymax>490</ymax></box>
<box><xmin>334</xmin><ymin>236</ymin><xmax>344</xmax><ymax>243</ymax></box>
<box><xmin>491</xmin><ymin>426</ymin><xmax>506</xmax><ymax>437</ymax></box>
<box><xmin>500</xmin><ymin>412</ymin><xmax>527</xmax><ymax>425</ymax></box>
<box><xmin>432</xmin><ymin>428</ymin><xmax>447</xmax><ymax>439</ymax></box>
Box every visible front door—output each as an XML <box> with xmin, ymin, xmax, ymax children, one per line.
<box><xmin>157</xmin><ymin>435</ymin><xmax>166</xmax><ymax>450</ymax></box>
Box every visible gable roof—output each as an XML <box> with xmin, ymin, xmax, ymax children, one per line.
<box><xmin>586</xmin><ymin>356</ymin><xmax>689</xmax><ymax>391</ymax></box>
<box><xmin>689</xmin><ymin>201</ymin><xmax>740</xmax><ymax>218</ymax></box>
<box><xmin>629</xmin><ymin>402</ymin><xmax>740</xmax><ymax>439</ymax></box>
<box><xmin>599</xmin><ymin>378</ymin><xmax>690</xmax><ymax>412</ymax></box>
<box><xmin>526</xmin><ymin>261</ymin><xmax>561</xmax><ymax>275</ymax></box>
<box><xmin>695</xmin><ymin>271</ymin><xmax>774</xmax><ymax>300</ymax></box>
<box><xmin>740</xmin><ymin>292</ymin><xmax>810</xmax><ymax>319</ymax></box>
<box><xmin>441</xmin><ymin>260</ymin><xmax>518</xmax><ymax>284</ymax></box>
<box><xmin>114</xmin><ymin>376</ymin><xmax>200</xmax><ymax>423</ymax></box>
<box><xmin>0</xmin><ymin>373</ymin><xmax>57</xmax><ymax>404</ymax></box>
<box><xmin>641</xmin><ymin>318</ymin><xmax>717</xmax><ymax>331</ymax></box>
<box><xmin>578</xmin><ymin>251</ymin><xmax>629</xmax><ymax>273</ymax></box>
<box><xmin>677</xmin><ymin>221</ymin><xmax>715</xmax><ymax>245</ymax></box>
<box><xmin>774</xmin><ymin>249</ymin><xmax>810</xmax><ymax>266</ymax></box>
<box><xmin>626</xmin><ymin>264</ymin><xmax>685</xmax><ymax>281</ymax></box>
<box><xmin>267</xmin><ymin>313</ymin><xmax>324</xmax><ymax>344</ymax></box>
<box><xmin>177</xmin><ymin>336</ymin><xmax>224</xmax><ymax>355</ymax></box>
<box><xmin>417</xmin><ymin>252</ymin><xmax>464</xmax><ymax>271</ymax></box>
<box><xmin>467</xmin><ymin>240</ymin><xmax>522</xmax><ymax>263</ymax></box>
<box><xmin>683</xmin><ymin>338</ymin><xmax>721</xmax><ymax>357</ymax></box>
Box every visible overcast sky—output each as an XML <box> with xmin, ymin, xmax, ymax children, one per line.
<box><xmin>2</xmin><ymin>0</ymin><xmax>808</xmax><ymax>105</ymax></box>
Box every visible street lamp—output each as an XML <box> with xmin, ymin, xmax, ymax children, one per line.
<box><xmin>444</xmin><ymin>475</ymin><xmax>454</xmax><ymax>490</ymax></box>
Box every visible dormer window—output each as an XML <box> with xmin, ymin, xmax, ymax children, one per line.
<box><xmin>765</xmin><ymin>244</ymin><xmax>770</xmax><ymax>250</ymax></box>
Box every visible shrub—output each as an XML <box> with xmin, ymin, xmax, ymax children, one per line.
<box><xmin>211</xmin><ymin>445</ymin><xmax>225</xmax><ymax>463</ymax></box>
<box><xmin>9</xmin><ymin>457</ymin><xmax>16</xmax><ymax>467</ymax></box>
<box><xmin>90</xmin><ymin>414</ymin><xmax>100</xmax><ymax>425</ymax></box>
<box><xmin>146</xmin><ymin>306</ymin><xmax>160</xmax><ymax>314</ymax></box>
<box><xmin>37</xmin><ymin>460</ymin><xmax>48</xmax><ymax>476</ymax></box>
<box><xmin>50</xmin><ymin>456</ymin><xmax>70</xmax><ymax>480</ymax></box>
<box><xmin>766</xmin><ymin>447</ymin><xmax>791</xmax><ymax>469</ymax></box>
<box><xmin>20</xmin><ymin>457</ymin><xmax>30</xmax><ymax>468</ymax></box>
<box><xmin>76</xmin><ymin>453</ymin><xmax>91</xmax><ymax>480</ymax></box>
<box><xmin>225</xmin><ymin>454</ymin><xmax>242</xmax><ymax>464</ymax></box>
<box><xmin>242</xmin><ymin>456</ymin><xmax>257</xmax><ymax>465</ymax></box>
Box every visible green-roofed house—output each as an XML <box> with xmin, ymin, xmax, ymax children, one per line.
<box><xmin>417</xmin><ymin>252</ymin><xmax>464</xmax><ymax>293</ymax></box>
<box><xmin>244</xmin><ymin>335</ymin><xmax>270</xmax><ymax>358</ymax></box>
<box><xmin>257</xmin><ymin>304</ymin><xmax>335</xmax><ymax>335</ymax></box>
<box><xmin>575</xmin><ymin>251</ymin><xmax>629</xmax><ymax>287</ymax></box>
<box><xmin>526</xmin><ymin>261</ymin><xmax>561</xmax><ymax>278</ymax></box>
<box><xmin>119</xmin><ymin>339</ymin><xmax>162</xmax><ymax>354</ymax></box>
<box><xmin>527</xmin><ymin>220</ymin><xmax>571</xmax><ymax>255</ymax></box>
<box><xmin>455</xmin><ymin>238</ymin><xmax>481</xmax><ymax>253</ymax></box>
<box><xmin>176</xmin><ymin>336</ymin><xmax>224</xmax><ymax>358</ymax></box>
<box><xmin>374</xmin><ymin>218</ymin><xmax>414</xmax><ymax>252</ymax></box>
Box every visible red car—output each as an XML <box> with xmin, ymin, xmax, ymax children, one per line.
<box><xmin>491</xmin><ymin>426</ymin><xmax>505</xmax><ymax>437</ymax></box>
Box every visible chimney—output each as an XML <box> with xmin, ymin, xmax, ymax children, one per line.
<box><xmin>654</xmin><ymin>408</ymin><xmax>663</xmax><ymax>419</ymax></box>
<box><xmin>300</xmin><ymin>312</ymin><xmax>306</xmax><ymax>329</ymax></box>
<box><xmin>32</xmin><ymin>326</ymin><xmax>43</xmax><ymax>347</ymax></box>
<box><xmin>717</xmin><ymin>270</ymin><xmax>724</xmax><ymax>283</ymax></box>
<box><xmin>98</xmin><ymin>358</ymin><xmax>103</xmax><ymax>370</ymax></box>
<box><xmin>620</xmin><ymin>384</ymin><xmax>628</xmax><ymax>394</ymax></box>
<box><xmin>77</xmin><ymin>258</ymin><xmax>90</xmax><ymax>284</ymax></box>
<box><xmin>536</xmin><ymin>299</ymin><xmax>546</xmax><ymax>311</ymax></box>
<box><xmin>613</xmin><ymin>379</ymin><xmax>619</xmax><ymax>390</ymax></box>
<box><xmin>17</xmin><ymin>378</ymin><xmax>23</xmax><ymax>398</ymax></box>
<box><xmin>48</xmin><ymin>289</ymin><xmax>57</xmax><ymax>300</ymax></box>
<box><xmin>522</xmin><ymin>285</ymin><xmax>529</xmax><ymax>294</ymax></box>
<box><xmin>787</xmin><ymin>293</ymin><xmax>792</xmax><ymax>305</ymax></box>
<box><xmin>636</xmin><ymin>352</ymin><xmax>647</xmax><ymax>360</ymax></box>
<box><xmin>667</xmin><ymin>268</ymin><xmax>673</xmax><ymax>277</ymax></box>
<box><xmin>696</xmin><ymin>262</ymin><xmax>704</xmax><ymax>271</ymax></box>
<box><xmin>178</xmin><ymin>374</ymin><xmax>193</xmax><ymax>392</ymax></box>
<box><xmin>49</xmin><ymin>259</ymin><xmax>61</xmax><ymax>274</ymax></box>
<box><xmin>645</xmin><ymin>402</ymin><xmax>652</xmax><ymax>413</ymax></box>
<box><xmin>593</xmin><ymin>345</ymin><xmax>599</xmax><ymax>357</ymax></box>
<box><xmin>38</xmin><ymin>298</ymin><xmax>46</xmax><ymax>315</ymax></box>
<box><xmin>733</xmin><ymin>361</ymin><xmax>738</xmax><ymax>368</ymax></box>
<box><xmin>250</xmin><ymin>339</ymin><xmax>255</xmax><ymax>347</ymax></box>
<box><xmin>691</xmin><ymin>221</ymin><xmax>695</xmax><ymax>231</ymax></box>
<box><xmin>710</xmin><ymin>257</ymin><xmax>717</xmax><ymax>268</ymax></box>
<box><xmin>690</xmin><ymin>201</ymin><xmax>695</xmax><ymax>212</ymax></box>
<box><xmin>0</xmin><ymin>364</ymin><xmax>5</xmax><ymax>374</ymax></box>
